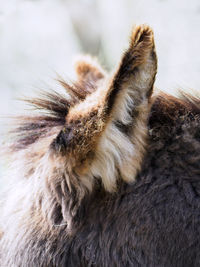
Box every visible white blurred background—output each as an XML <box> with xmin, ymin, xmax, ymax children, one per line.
<box><xmin>0</xmin><ymin>0</ymin><xmax>200</xmax><ymax>185</ymax></box>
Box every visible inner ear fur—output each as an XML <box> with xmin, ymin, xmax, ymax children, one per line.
<box><xmin>105</xmin><ymin>24</ymin><xmax>157</xmax><ymax>115</ymax></box>
<box><xmin>88</xmin><ymin>25</ymin><xmax>158</xmax><ymax>191</ymax></box>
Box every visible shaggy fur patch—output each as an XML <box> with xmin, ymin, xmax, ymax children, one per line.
<box><xmin>0</xmin><ymin>25</ymin><xmax>200</xmax><ymax>267</ymax></box>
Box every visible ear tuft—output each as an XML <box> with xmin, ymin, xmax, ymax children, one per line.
<box><xmin>74</xmin><ymin>55</ymin><xmax>105</xmax><ymax>83</ymax></box>
<box><xmin>128</xmin><ymin>25</ymin><xmax>155</xmax><ymax>66</ymax></box>
<box><xmin>131</xmin><ymin>25</ymin><xmax>154</xmax><ymax>45</ymax></box>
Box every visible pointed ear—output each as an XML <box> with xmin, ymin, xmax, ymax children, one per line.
<box><xmin>105</xmin><ymin>24</ymin><xmax>157</xmax><ymax>116</ymax></box>
<box><xmin>74</xmin><ymin>55</ymin><xmax>106</xmax><ymax>84</ymax></box>
<box><xmin>88</xmin><ymin>25</ymin><xmax>158</xmax><ymax>191</ymax></box>
<box><xmin>51</xmin><ymin>25</ymin><xmax>157</xmax><ymax>186</ymax></box>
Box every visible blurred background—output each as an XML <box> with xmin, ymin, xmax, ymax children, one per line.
<box><xmin>0</xmin><ymin>0</ymin><xmax>200</xmax><ymax>185</ymax></box>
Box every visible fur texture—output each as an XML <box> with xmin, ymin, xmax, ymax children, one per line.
<box><xmin>0</xmin><ymin>25</ymin><xmax>200</xmax><ymax>267</ymax></box>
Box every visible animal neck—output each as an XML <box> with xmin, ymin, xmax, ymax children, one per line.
<box><xmin>37</xmin><ymin>154</ymin><xmax>95</xmax><ymax>232</ymax></box>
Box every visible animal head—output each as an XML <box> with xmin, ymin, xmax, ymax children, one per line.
<box><xmin>1</xmin><ymin>24</ymin><xmax>158</xmax><ymax>230</ymax></box>
<box><xmin>8</xmin><ymin>25</ymin><xmax>157</xmax><ymax>199</ymax></box>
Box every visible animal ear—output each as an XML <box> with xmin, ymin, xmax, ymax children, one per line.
<box><xmin>104</xmin><ymin>24</ymin><xmax>157</xmax><ymax>116</ymax></box>
<box><xmin>51</xmin><ymin>25</ymin><xmax>157</xmax><ymax>183</ymax></box>
<box><xmin>74</xmin><ymin>55</ymin><xmax>106</xmax><ymax>84</ymax></box>
<box><xmin>87</xmin><ymin>25</ymin><xmax>157</xmax><ymax>190</ymax></box>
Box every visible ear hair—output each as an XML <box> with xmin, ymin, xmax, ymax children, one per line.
<box><xmin>129</xmin><ymin>24</ymin><xmax>155</xmax><ymax>66</ymax></box>
<box><xmin>74</xmin><ymin>55</ymin><xmax>106</xmax><ymax>84</ymax></box>
<box><xmin>105</xmin><ymin>24</ymin><xmax>156</xmax><ymax>114</ymax></box>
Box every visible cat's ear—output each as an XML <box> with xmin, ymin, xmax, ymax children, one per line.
<box><xmin>74</xmin><ymin>55</ymin><xmax>106</xmax><ymax>84</ymax></box>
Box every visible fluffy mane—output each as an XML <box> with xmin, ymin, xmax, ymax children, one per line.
<box><xmin>8</xmin><ymin>81</ymin><xmax>96</xmax><ymax>152</ymax></box>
